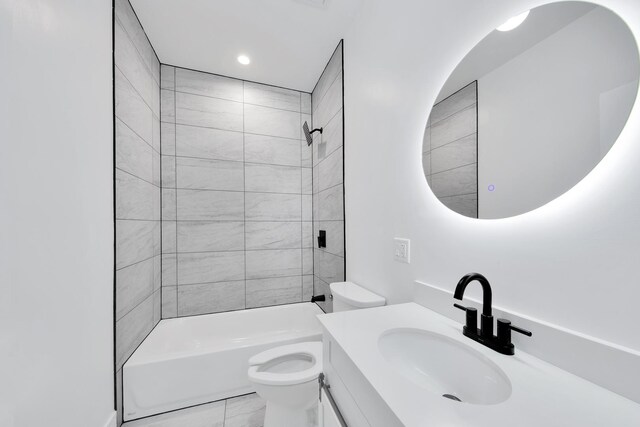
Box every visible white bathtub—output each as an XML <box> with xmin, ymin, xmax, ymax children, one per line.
<box><xmin>123</xmin><ymin>302</ymin><xmax>324</xmax><ymax>421</ymax></box>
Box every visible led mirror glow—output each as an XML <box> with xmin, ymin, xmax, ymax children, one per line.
<box><xmin>237</xmin><ymin>55</ymin><xmax>251</xmax><ymax>65</ymax></box>
<box><xmin>497</xmin><ymin>10</ymin><xmax>530</xmax><ymax>31</ymax></box>
<box><xmin>422</xmin><ymin>2</ymin><xmax>640</xmax><ymax>219</ymax></box>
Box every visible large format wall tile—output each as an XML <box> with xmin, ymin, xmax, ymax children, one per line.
<box><xmin>161</xmin><ymin>286</ymin><xmax>177</xmax><ymax>319</ymax></box>
<box><xmin>160</xmin><ymin>64</ymin><xmax>175</xmax><ymax>90</ymax></box>
<box><xmin>175</xmin><ymin>124</ymin><xmax>243</xmax><ymax>161</ymax></box>
<box><xmin>316</xmin><ymin>184</ymin><xmax>343</xmax><ymax>221</ymax></box>
<box><xmin>244</xmin><ymin>82</ymin><xmax>301</xmax><ymax>111</ymax></box>
<box><xmin>314</xmin><ymin>220</ymin><xmax>344</xmax><ymax>257</ymax></box>
<box><xmin>246</xmin><ymin>276</ymin><xmax>302</xmax><ymax>308</ymax></box>
<box><xmin>115</xmin><ymin>293</ymin><xmax>155</xmax><ymax>370</ymax></box>
<box><xmin>159</xmin><ymin>65</ymin><xmax>338</xmax><ymax>319</ymax></box>
<box><xmin>162</xmin><ymin>253</ymin><xmax>177</xmax><ymax>287</ymax></box>
<box><xmin>314</xmin><ymin>249</ymin><xmax>345</xmax><ymax>285</ymax></box>
<box><xmin>116</xmin><ymin>119</ymin><xmax>154</xmax><ymax>183</ymax></box>
<box><xmin>178</xmin><ymin>281</ymin><xmax>245</xmax><ymax>316</ymax></box>
<box><xmin>244</xmin><ymin>134</ymin><xmax>301</xmax><ymax>167</ymax></box>
<box><xmin>116</xmin><ymin>68</ymin><xmax>153</xmax><ymax>144</ymax></box>
<box><xmin>115</xmin><ymin>0</ymin><xmax>159</xmax><ymax>84</ymax></box>
<box><xmin>177</xmin><ymin>221</ymin><xmax>244</xmax><ymax>252</ymax></box>
<box><xmin>116</xmin><ymin>4</ymin><xmax>161</xmax><ymax>421</ymax></box>
<box><xmin>116</xmin><ymin>256</ymin><xmax>156</xmax><ymax>321</ymax></box>
<box><xmin>176</xmin><ymin>157</ymin><xmax>244</xmax><ymax>191</ymax></box>
<box><xmin>160</xmin><ymin>89</ymin><xmax>175</xmax><ymax>123</ymax></box>
<box><xmin>176</xmin><ymin>68</ymin><xmax>243</xmax><ymax>102</ymax></box>
<box><xmin>115</xmin><ymin>19</ymin><xmax>155</xmax><ymax>114</ymax></box>
<box><xmin>177</xmin><ymin>189</ymin><xmax>244</xmax><ymax>221</ymax></box>
<box><xmin>244</xmin><ymin>104</ymin><xmax>300</xmax><ymax>139</ymax></box>
<box><xmin>245</xmin><ymin>222</ymin><xmax>301</xmax><ymax>250</ymax></box>
<box><xmin>178</xmin><ymin>251</ymin><xmax>245</xmax><ymax>285</ymax></box>
<box><xmin>245</xmin><ymin>193</ymin><xmax>301</xmax><ymax>221</ymax></box>
<box><xmin>245</xmin><ymin>163</ymin><xmax>301</xmax><ymax>194</ymax></box>
<box><xmin>301</xmin><ymin>93</ymin><xmax>312</xmax><ymax>114</ymax></box>
<box><xmin>246</xmin><ymin>249</ymin><xmax>302</xmax><ymax>279</ymax></box>
<box><xmin>116</xmin><ymin>220</ymin><xmax>159</xmax><ymax>269</ymax></box>
<box><xmin>176</xmin><ymin>92</ymin><xmax>243</xmax><ymax>131</ymax></box>
<box><xmin>318</xmin><ymin>147</ymin><xmax>343</xmax><ymax>192</ymax></box>
<box><xmin>313</xmin><ymin>73</ymin><xmax>343</xmax><ymax>131</ymax></box>
<box><xmin>161</xmin><ymin>122</ymin><xmax>176</xmax><ymax>155</ymax></box>
<box><xmin>312</xmin><ymin>43</ymin><xmax>342</xmax><ymax>109</ymax></box>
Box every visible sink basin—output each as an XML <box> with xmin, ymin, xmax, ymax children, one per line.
<box><xmin>378</xmin><ymin>328</ymin><xmax>512</xmax><ymax>405</ymax></box>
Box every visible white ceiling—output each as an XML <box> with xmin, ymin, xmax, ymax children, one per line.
<box><xmin>130</xmin><ymin>0</ymin><xmax>362</xmax><ymax>92</ymax></box>
<box><xmin>437</xmin><ymin>2</ymin><xmax>597</xmax><ymax>102</ymax></box>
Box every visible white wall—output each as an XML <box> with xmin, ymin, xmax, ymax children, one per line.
<box><xmin>344</xmin><ymin>0</ymin><xmax>640</xmax><ymax>353</ymax></box>
<box><xmin>0</xmin><ymin>1</ymin><xmax>115</xmax><ymax>426</ymax></box>
<box><xmin>477</xmin><ymin>7</ymin><xmax>638</xmax><ymax>218</ymax></box>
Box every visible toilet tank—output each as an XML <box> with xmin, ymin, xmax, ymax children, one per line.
<box><xmin>330</xmin><ymin>282</ymin><xmax>386</xmax><ymax>312</ymax></box>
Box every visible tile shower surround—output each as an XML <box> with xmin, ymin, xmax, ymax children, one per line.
<box><xmin>311</xmin><ymin>42</ymin><xmax>346</xmax><ymax>313</ymax></box>
<box><xmin>160</xmin><ymin>65</ymin><xmax>315</xmax><ymax>318</ymax></box>
<box><xmin>114</xmin><ymin>0</ymin><xmax>161</xmax><ymax>424</ymax></box>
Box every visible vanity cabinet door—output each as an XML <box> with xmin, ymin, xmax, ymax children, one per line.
<box><xmin>320</xmin><ymin>389</ymin><xmax>345</xmax><ymax>427</ymax></box>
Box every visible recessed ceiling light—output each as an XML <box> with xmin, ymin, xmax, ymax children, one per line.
<box><xmin>237</xmin><ymin>55</ymin><xmax>251</xmax><ymax>65</ymax></box>
<box><xmin>496</xmin><ymin>10</ymin><xmax>530</xmax><ymax>32</ymax></box>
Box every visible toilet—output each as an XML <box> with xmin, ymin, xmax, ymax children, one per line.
<box><xmin>247</xmin><ymin>282</ymin><xmax>385</xmax><ymax>427</ymax></box>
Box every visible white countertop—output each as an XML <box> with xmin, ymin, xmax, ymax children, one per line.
<box><xmin>318</xmin><ymin>303</ymin><xmax>640</xmax><ymax>427</ymax></box>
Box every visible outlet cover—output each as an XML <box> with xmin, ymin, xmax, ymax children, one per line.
<box><xmin>394</xmin><ymin>238</ymin><xmax>410</xmax><ymax>263</ymax></box>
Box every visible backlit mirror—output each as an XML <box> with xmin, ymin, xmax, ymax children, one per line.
<box><xmin>422</xmin><ymin>2</ymin><xmax>639</xmax><ymax>219</ymax></box>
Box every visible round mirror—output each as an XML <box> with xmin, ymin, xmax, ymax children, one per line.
<box><xmin>422</xmin><ymin>1</ymin><xmax>639</xmax><ymax>219</ymax></box>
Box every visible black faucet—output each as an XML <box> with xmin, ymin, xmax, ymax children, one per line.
<box><xmin>453</xmin><ymin>273</ymin><xmax>532</xmax><ymax>356</ymax></box>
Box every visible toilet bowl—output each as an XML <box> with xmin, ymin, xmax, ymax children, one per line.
<box><xmin>248</xmin><ymin>342</ymin><xmax>323</xmax><ymax>427</ymax></box>
<box><xmin>247</xmin><ymin>283</ymin><xmax>385</xmax><ymax>426</ymax></box>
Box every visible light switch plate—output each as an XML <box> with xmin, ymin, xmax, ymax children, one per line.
<box><xmin>394</xmin><ymin>238</ymin><xmax>410</xmax><ymax>263</ymax></box>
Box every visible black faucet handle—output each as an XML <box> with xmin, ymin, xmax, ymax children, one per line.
<box><xmin>497</xmin><ymin>318</ymin><xmax>532</xmax><ymax>346</ymax></box>
<box><xmin>510</xmin><ymin>324</ymin><xmax>532</xmax><ymax>337</ymax></box>
<box><xmin>453</xmin><ymin>304</ymin><xmax>478</xmax><ymax>332</ymax></box>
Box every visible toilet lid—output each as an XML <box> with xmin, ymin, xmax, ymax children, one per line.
<box><xmin>248</xmin><ymin>342</ymin><xmax>323</xmax><ymax>386</ymax></box>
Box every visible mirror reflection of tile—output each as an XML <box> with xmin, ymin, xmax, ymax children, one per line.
<box><xmin>424</xmin><ymin>81</ymin><xmax>478</xmax><ymax>218</ymax></box>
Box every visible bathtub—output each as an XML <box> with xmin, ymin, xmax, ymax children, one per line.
<box><xmin>123</xmin><ymin>302</ymin><xmax>324</xmax><ymax>421</ymax></box>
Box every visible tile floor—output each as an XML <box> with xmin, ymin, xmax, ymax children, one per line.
<box><xmin>122</xmin><ymin>393</ymin><xmax>265</xmax><ymax>427</ymax></box>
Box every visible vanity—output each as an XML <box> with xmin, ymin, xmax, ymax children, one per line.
<box><xmin>318</xmin><ymin>301</ymin><xmax>640</xmax><ymax>426</ymax></box>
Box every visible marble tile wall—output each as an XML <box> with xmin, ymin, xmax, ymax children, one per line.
<box><xmin>424</xmin><ymin>81</ymin><xmax>478</xmax><ymax>218</ymax></box>
<box><xmin>114</xmin><ymin>0</ymin><xmax>161</xmax><ymax>425</ymax></box>
<box><xmin>160</xmin><ymin>65</ymin><xmax>313</xmax><ymax>318</ymax></box>
<box><xmin>311</xmin><ymin>42</ymin><xmax>345</xmax><ymax>313</ymax></box>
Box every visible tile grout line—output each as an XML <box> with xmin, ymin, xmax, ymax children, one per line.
<box><xmin>243</xmin><ymin>80</ymin><xmax>247</xmax><ymax>310</ymax></box>
<box><xmin>160</xmin><ymin>120</ymin><xmax>304</xmax><ymax>142</ymax></box>
<box><xmin>173</xmin><ymin>67</ymin><xmax>178</xmax><ymax>318</ymax></box>
<box><xmin>300</xmin><ymin>92</ymin><xmax>304</xmax><ymax>301</ymax></box>
<box><xmin>158</xmin><ymin>63</ymin><xmax>163</xmax><ymax>325</ymax></box>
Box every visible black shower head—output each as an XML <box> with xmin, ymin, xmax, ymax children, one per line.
<box><xmin>302</xmin><ymin>121</ymin><xmax>323</xmax><ymax>146</ymax></box>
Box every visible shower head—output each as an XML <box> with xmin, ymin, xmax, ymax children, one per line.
<box><xmin>302</xmin><ymin>121</ymin><xmax>323</xmax><ymax>146</ymax></box>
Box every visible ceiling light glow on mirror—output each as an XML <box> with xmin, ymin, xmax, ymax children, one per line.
<box><xmin>237</xmin><ymin>55</ymin><xmax>251</xmax><ymax>65</ymax></box>
<box><xmin>497</xmin><ymin>10</ymin><xmax>530</xmax><ymax>31</ymax></box>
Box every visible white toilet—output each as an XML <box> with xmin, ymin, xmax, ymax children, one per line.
<box><xmin>247</xmin><ymin>282</ymin><xmax>385</xmax><ymax>427</ymax></box>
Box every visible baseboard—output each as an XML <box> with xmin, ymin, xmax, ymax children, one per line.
<box><xmin>103</xmin><ymin>411</ymin><xmax>117</xmax><ymax>427</ymax></box>
<box><xmin>413</xmin><ymin>280</ymin><xmax>640</xmax><ymax>404</ymax></box>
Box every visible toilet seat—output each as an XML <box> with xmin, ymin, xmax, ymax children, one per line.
<box><xmin>248</xmin><ymin>342</ymin><xmax>323</xmax><ymax>386</ymax></box>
